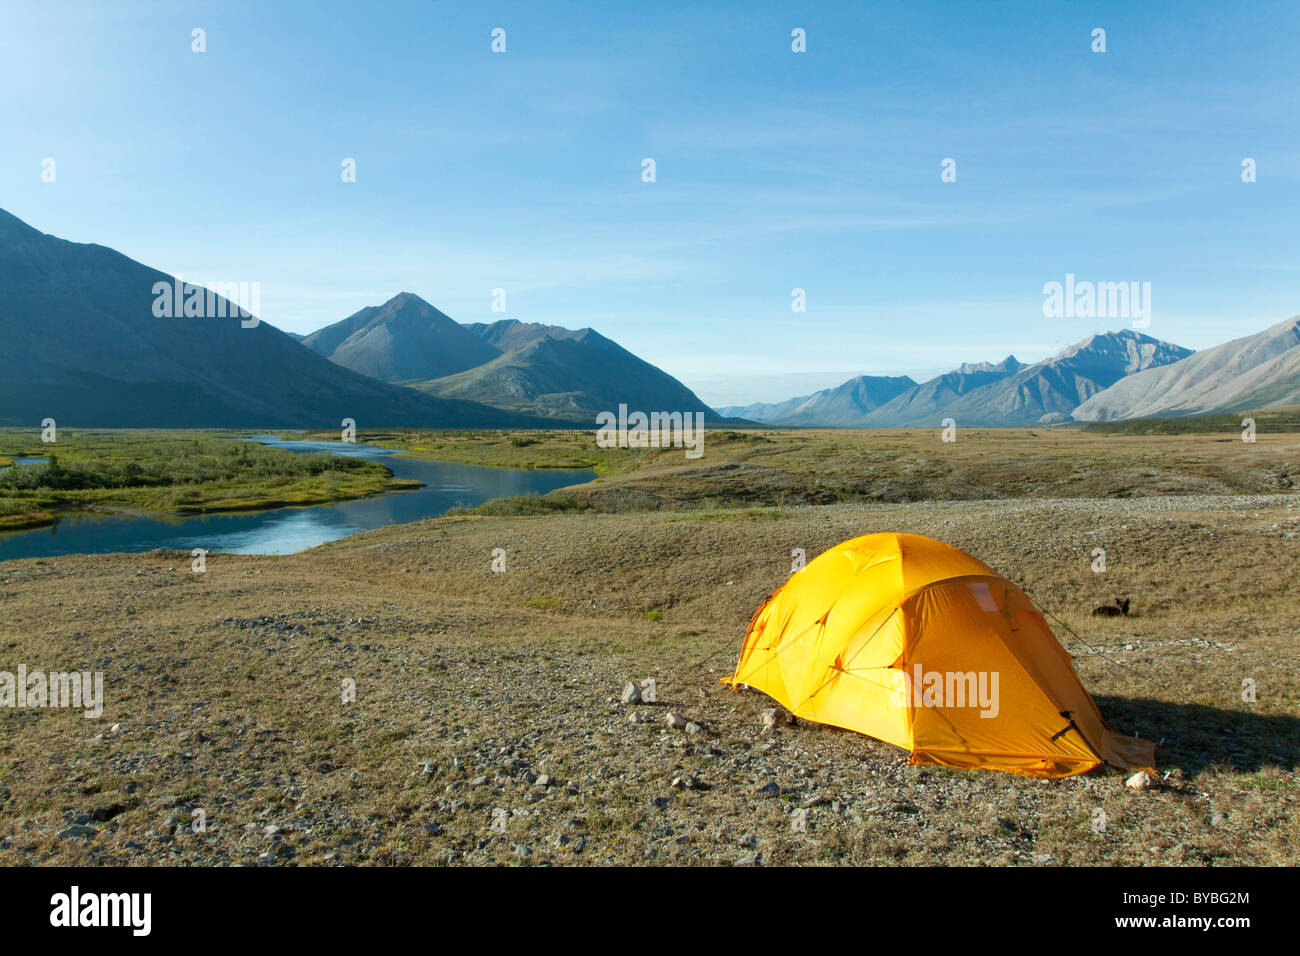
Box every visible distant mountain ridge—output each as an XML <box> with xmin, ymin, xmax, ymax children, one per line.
<box><xmin>925</xmin><ymin>331</ymin><xmax>1192</xmax><ymax>426</ymax></box>
<box><xmin>858</xmin><ymin>355</ymin><xmax>1026</xmax><ymax>427</ymax></box>
<box><xmin>0</xmin><ymin>209</ymin><xmax>547</xmax><ymax>428</ymax></box>
<box><xmin>6</xmin><ymin>207</ymin><xmax>1294</xmax><ymax>431</ymax></box>
<box><xmin>1074</xmin><ymin>316</ymin><xmax>1300</xmax><ymax>420</ymax></box>
<box><xmin>718</xmin><ymin>375</ymin><xmax>917</xmax><ymax>426</ymax></box>
<box><xmin>717</xmin><ymin>331</ymin><xmax>1193</xmax><ymax>428</ymax></box>
<box><xmin>302</xmin><ymin>302</ymin><xmax>729</xmax><ymax>424</ymax></box>
<box><xmin>418</xmin><ymin>319</ymin><xmax>728</xmax><ymax>423</ymax></box>
<box><xmin>302</xmin><ymin>293</ymin><xmax>501</xmax><ymax>382</ymax></box>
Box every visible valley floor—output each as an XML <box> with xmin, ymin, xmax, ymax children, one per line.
<box><xmin>1</xmin><ymin>487</ymin><xmax>1297</xmax><ymax>865</ymax></box>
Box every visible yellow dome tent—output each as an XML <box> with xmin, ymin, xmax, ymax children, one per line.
<box><xmin>723</xmin><ymin>533</ymin><xmax>1154</xmax><ymax>778</ymax></box>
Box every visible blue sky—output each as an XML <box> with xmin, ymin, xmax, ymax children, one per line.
<box><xmin>3</xmin><ymin>0</ymin><xmax>1297</xmax><ymax>405</ymax></box>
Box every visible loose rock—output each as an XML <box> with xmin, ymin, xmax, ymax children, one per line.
<box><xmin>1125</xmin><ymin>772</ymin><xmax>1154</xmax><ymax>791</ymax></box>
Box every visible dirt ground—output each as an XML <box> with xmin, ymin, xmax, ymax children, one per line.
<box><xmin>2</xmin><ymin>474</ymin><xmax>1296</xmax><ymax>865</ymax></box>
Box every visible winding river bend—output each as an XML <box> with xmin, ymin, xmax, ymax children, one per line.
<box><xmin>0</xmin><ymin>437</ymin><xmax>594</xmax><ymax>561</ymax></box>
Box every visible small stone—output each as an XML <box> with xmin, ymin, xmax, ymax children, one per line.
<box><xmin>621</xmin><ymin>681</ymin><xmax>642</xmax><ymax>705</ymax></box>
<box><xmin>685</xmin><ymin>722</ymin><xmax>702</xmax><ymax>734</ymax></box>
<box><xmin>665</xmin><ymin>711</ymin><xmax>687</xmax><ymax>730</ymax></box>
<box><xmin>733</xmin><ymin>853</ymin><xmax>760</xmax><ymax>866</ymax></box>
<box><xmin>513</xmin><ymin>844</ymin><xmax>532</xmax><ymax>857</ymax></box>
<box><xmin>1125</xmin><ymin>772</ymin><xmax>1154</xmax><ymax>791</ymax></box>
<box><xmin>1210</xmin><ymin>811</ymin><xmax>1227</xmax><ymax>828</ymax></box>
<box><xmin>761</xmin><ymin>708</ymin><xmax>778</xmax><ymax>733</ymax></box>
<box><xmin>755</xmin><ymin>782</ymin><xmax>780</xmax><ymax>797</ymax></box>
<box><xmin>424</xmin><ymin>822</ymin><xmax>441</xmax><ymax>835</ymax></box>
<box><xmin>57</xmin><ymin>825</ymin><xmax>97</xmax><ymax>840</ymax></box>
<box><xmin>263</xmin><ymin>825</ymin><xmax>283</xmax><ymax>838</ymax></box>
<box><xmin>535</xmin><ymin>774</ymin><xmax>551</xmax><ymax>788</ymax></box>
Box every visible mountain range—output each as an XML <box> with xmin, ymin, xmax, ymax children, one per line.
<box><xmin>721</xmin><ymin>331</ymin><xmax>1197</xmax><ymax>427</ymax></box>
<box><xmin>0</xmin><ymin>209</ymin><xmax>554</xmax><ymax>428</ymax></box>
<box><xmin>301</xmin><ymin>293</ymin><xmax>500</xmax><ymax>382</ymax></box>
<box><xmin>0</xmin><ymin>210</ymin><xmax>714</xmax><ymax>429</ymax></box>
<box><xmin>1072</xmin><ymin>316</ymin><xmax>1300</xmax><ymax>420</ymax></box>
<box><xmin>306</xmin><ymin>308</ymin><xmax>725</xmax><ymax>424</ymax></box>
<box><xmin>3</xmin><ymin>208</ymin><xmax>1298</xmax><ymax>430</ymax></box>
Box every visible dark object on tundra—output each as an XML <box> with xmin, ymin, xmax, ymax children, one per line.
<box><xmin>1092</xmin><ymin>597</ymin><xmax>1131</xmax><ymax>617</ymax></box>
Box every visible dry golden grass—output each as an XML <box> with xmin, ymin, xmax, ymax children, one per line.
<box><xmin>1</xmin><ymin>428</ymin><xmax>1297</xmax><ymax>866</ymax></box>
<box><xmin>545</xmin><ymin>427</ymin><xmax>1300</xmax><ymax>511</ymax></box>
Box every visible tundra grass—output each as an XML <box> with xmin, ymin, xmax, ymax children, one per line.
<box><xmin>1</xmin><ymin>494</ymin><xmax>1295</xmax><ymax>865</ymax></box>
<box><xmin>0</xmin><ymin>429</ymin><xmax>417</xmax><ymax>531</ymax></box>
<box><xmin>287</xmin><ymin>428</ymin><xmax>640</xmax><ymax>474</ymax></box>
<box><xmin>452</xmin><ymin>427</ymin><xmax>1300</xmax><ymax>515</ymax></box>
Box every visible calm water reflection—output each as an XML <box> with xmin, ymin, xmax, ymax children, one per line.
<box><xmin>0</xmin><ymin>437</ymin><xmax>593</xmax><ymax>560</ymax></box>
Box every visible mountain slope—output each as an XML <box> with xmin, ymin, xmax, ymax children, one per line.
<box><xmin>718</xmin><ymin>331</ymin><xmax>1190</xmax><ymax>428</ymax></box>
<box><xmin>715</xmin><ymin>394</ymin><xmax>818</xmax><ymax>424</ymax></box>
<box><xmin>932</xmin><ymin>331</ymin><xmax>1192</xmax><ymax>426</ymax></box>
<box><xmin>859</xmin><ymin>356</ymin><xmax>1025</xmax><ymax>426</ymax></box>
<box><xmin>750</xmin><ymin>375</ymin><xmax>918</xmax><ymax>427</ymax></box>
<box><xmin>0</xmin><ymin>209</ymin><xmax>545</xmax><ymax>428</ymax></box>
<box><xmin>461</xmin><ymin>318</ymin><xmax>571</xmax><ymax>353</ymax></box>
<box><xmin>418</xmin><ymin>322</ymin><xmax>727</xmax><ymax>423</ymax></box>
<box><xmin>301</xmin><ymin>293</ymin><xmax>501</xmax><ymax>382</ymax></box>
<box><xmin>1073</xmin><ymin>316</ymin><xmax>1300</xmax><ymax>421</ymax></box>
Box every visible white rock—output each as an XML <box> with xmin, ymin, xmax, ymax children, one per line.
<box><xmin>1125</xmin><ymin>771</ymin><xmax>1154</xmax><ymax>791</ymax></box>
<box><xmin>621</xmin><ymin>681</ymin><xmax>642</xmax><ymax>705</ymax></box>
<box><xmin>665</xmin><ymin>711</ymin><xmax>687</xmax><ymax>730</ymax></box>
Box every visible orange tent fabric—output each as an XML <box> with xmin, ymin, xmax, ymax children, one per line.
<box><xmin>723</xmin><ymin>533</ymin><xmax>1154</xmax><ymax>778</ymax></box>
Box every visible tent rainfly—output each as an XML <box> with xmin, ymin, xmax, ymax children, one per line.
<box><xmin>723</xmin><ymin>533</ymin><xmax>1155</xmax><ymax>779</ymax></box>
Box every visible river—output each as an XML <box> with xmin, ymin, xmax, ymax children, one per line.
<box><xmin>0</xmin><ymin>436</ymin><xmax>594</xmax><ymax>561</ymax></box>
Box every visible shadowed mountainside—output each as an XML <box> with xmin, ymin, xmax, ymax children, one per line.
<box><xmin>0</xmin><ymin>209</ymin><xmax>549</xmax><ymax>429</ymax></box>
